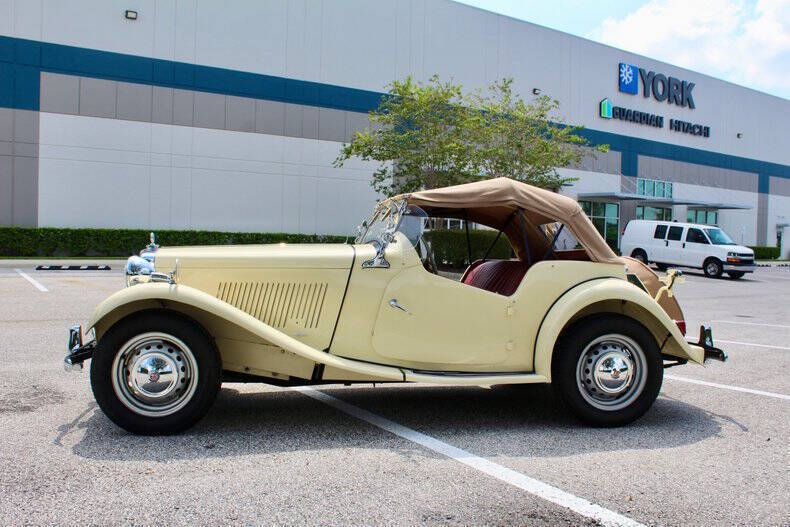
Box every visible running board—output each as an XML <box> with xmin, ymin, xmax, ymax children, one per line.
<box><xmin>402</xmin><ymin>370</ymin><xmax>548</xmax><ymax>385</ymax></box>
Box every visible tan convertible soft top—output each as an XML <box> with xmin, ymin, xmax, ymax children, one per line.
<box><xmin>386</xmin><ymin>177</ymin><xmax>683</xmax><ymax>321</ymax></box>
<box><xmin>390</xmin><ymin>177</ymin><xmax>617</xmax><ymax>264</ymax></box>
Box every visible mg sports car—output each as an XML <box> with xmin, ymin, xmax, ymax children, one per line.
<box><xmin>65</xmin><ymin>178</ymin><xmax>726</xmax><ymax>434</ymax></box>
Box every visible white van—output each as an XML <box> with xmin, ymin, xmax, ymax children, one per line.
<box><xmin>620</xmin><ymin>220</ymin><xmax>755</xmax><ymax>279</ymax></box>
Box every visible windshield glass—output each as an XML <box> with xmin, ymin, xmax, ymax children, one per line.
<box><xmin>355</xmin><ymin>200</ymin><xmax>404</xmax><ymax>245</ymax></box>
<box><xmin>704</xmin><ymin>228</ymin><xmax>735</xmax><ymax>245</ymax></box>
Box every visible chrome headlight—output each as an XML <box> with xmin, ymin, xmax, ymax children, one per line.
<box><xmin>125</xmin><ymin>255</ymin><xmax>155</xmax><ymax>287</ymax></box>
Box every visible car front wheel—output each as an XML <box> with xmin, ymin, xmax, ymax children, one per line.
<box><xmin>90</xmin><ymin>311</ymin><xmax>221</xmax><ymax>435</ymax></box>
<box><xmin>703</xmin><ymin>258</ymin><xmax>723</xmax><ymax>278</ymax></box>
<box><xmin>552</xmin><ymin>315</ymin><xmax>663</xmax><ymax>426</ymax></box>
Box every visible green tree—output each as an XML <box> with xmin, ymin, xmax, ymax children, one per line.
<box><xmin>335</xmin><ymin>76</ymin><xmax>608</xmax><ymax>196</ymax></box>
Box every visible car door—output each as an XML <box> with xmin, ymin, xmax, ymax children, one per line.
<box><xmin>663</xmin><ymin>225</ymin><xmax>686</xmax><ymax>265</ymax></box>
<box><xmin>371</xmin><ymin>265</ymin><xmax>514</xmax><ymax>368</ymax></box>
<box><xmin>683</xmin><ymin>227</ymin><xmax>710</xmax><ymax>268</ymax></box>
<box><xmin>650</xmin><ymin>223</ymin><xmax>668</xmax><ymax>262</ymax></box>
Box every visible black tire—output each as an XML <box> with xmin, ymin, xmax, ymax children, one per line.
<box><xmin>727</xmin><ymin>271</ymin><xmax>745</xmax><ymax>279</ymax></box>
<box><xmin>703</xmin><ymin>258</ymin><xmax>723</xmax><ymax>278</ymax></box>
<box><xmin>90</xmin><ymin>311</ymin><xmax>221</xmax><ymax>435</ymax></box>
<box><xmin>630</xmin><ymin>249</ymin><xmax>648</xmax><ymax>264</ymax></box>
<box><xmin>552</xmin><ymin>314</ymin><xmax>663</xmax><ymax>427</ymax></box>
<box><xmin>655</xmin><ymin>263</ymin><xmax>669</xmax><ymax>271</ymax></box>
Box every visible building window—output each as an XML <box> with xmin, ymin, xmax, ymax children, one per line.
<box><xmin>579</xmin><ymin>201</ymin><xmax>619</xmax><ymax>249</ymax></box>
<box><xmin>636</xmin><ymin>177</ymin><xmax>672</xmax><ymax>198</ymax></box>
<box><xmin>636</xmin><ymin>206</ymin><xmax>672</xmax><ymax>221</ymax></box>
<box><xmin>687</xmin><ymin>208</ymin><xmax>718</xmax><ymax>225</ymax></box>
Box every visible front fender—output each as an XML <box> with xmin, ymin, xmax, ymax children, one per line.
<box><xmin>87</xmin><ymin>283</ymin><xmax>405</xmax><ymax>381</ymax></box>
<box><xmin>533</xmin><ymin>278</ymin><xmax>703</xmax><ymax>380</ymax></box>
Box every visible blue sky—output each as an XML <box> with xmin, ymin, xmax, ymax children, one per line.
<box><xmin>455</xmin><ymin>0</ymin><xmax>790</xmax><ymax>100</ymax></box>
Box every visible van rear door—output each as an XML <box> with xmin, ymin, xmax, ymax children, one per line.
<box><xmin>650</xmin><ymin>223</ymin><xmax>668</xmax><ymax>263</ymax></box>
<box><xmin>664</xmin><ymin>225</ymin><xmax>686</xmax><ymax>265</ymax></box>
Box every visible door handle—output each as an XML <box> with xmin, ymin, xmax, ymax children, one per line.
<box><xmin>665</xmin><ymin>240</ymin><xmax>668</xmax><ymax>246</ymax></box>
<box><xmin>682</xmin><ymin>242</ymin><xmax>686</xmax><ymax>248</ymax></box>
<box><xmin>389</xmin><ymin>298</ymin><xmax>412</xmax><ymax>315</ymax></box>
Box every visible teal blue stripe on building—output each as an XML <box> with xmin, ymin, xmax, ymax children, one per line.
<box><xmin>1</xmin><ymin>34</ymin><xmax>787</xmax><ymax>189</ymax></box>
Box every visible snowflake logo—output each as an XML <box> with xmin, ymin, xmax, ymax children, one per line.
<box><xmin>618</xmin><ymin>62</ymin><xmax>639</xmax><ymax>94</ymax></box>
<box><xmin>620</xmin><ymin>63</ymin><xmax>634</xmax><ymax>85</ymax></box>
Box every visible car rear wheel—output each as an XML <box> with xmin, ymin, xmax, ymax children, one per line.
<box><xmin>727</xmin><ymin>271</ymin><xmax>745</xmax><ymax>279</ymax></box>
<box><xmin>552</xmin><ymin>315</ymin><xmax>663</xmax><ymax>426</ymax></box>
<box><xmin>90</xmin><ymin>311</ymin><xmax>221</xmax><ymax>435</ymax></box>
<box><xmin>630</xmin><ymin>249</ymin><xmax>648</xmax><ymax>264</ymax></box>
<box><xmin>703</xmin><ymin>258</ymin><xmax>723</xmax><ymax>278</ymax></box>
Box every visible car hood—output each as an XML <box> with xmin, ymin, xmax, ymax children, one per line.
<box><xmin>717</xmin><ymin>244</ymin><xmax>754</xmax><ymax>254</ymax></box>
<box><xmin>154</xmin><ymin>243</ymin><xmax>355</xmax><ymax>270</ymax></box>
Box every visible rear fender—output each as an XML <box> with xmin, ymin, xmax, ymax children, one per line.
<box><xmin>87</xmin><ymin>283</ymin><xmax>405</xmax><ymax>381</ymax></box>
<box><xmin>533</xmin><ymin>278</ymin><xmax>703</xmax><ymax>381</ymax></box>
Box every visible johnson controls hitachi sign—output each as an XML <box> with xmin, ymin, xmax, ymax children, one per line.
<box><xmin>618</xmin><ymin>62</ymin><xmax>696</xmax><ymax>109</ymax></box>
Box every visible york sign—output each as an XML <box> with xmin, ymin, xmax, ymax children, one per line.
<box><xmin>619</xmin><ymin>63</ymin><xmax>696</xmax><ymax>109</ymax></box>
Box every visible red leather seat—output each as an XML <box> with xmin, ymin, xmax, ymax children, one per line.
<box><xmin>461</xmin><ymin>260</ymin><xmax>529</xmax><ymax>296</ymax></box>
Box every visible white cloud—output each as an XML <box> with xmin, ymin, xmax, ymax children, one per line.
<box><xmin>587</xmin><ymin>0</ymin><xmax>790</xmax><ymax>99</ymax></box>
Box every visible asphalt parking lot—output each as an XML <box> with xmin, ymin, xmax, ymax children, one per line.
<box><xmin>0</xmin><ymin>262</ymin><xmax>788</xmax><ymax>526</ymax></box>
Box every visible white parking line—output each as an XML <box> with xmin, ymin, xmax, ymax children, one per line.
<box><xmin>711</xmin><ymin>320</ymin><xmax>790</xmax><ymax>329</ymax></box>
<box><xmin>296</xmin><ymin>386</ymin><xmax>644</xmax><ymax>527</ymax></box>
<box><xmin>14</xmin><ymin>269</ymin><xmax>49</xmax><ymax>292</ymax></box>
<box><xmin>714</xmin><ymin>339</ymin><xmax>790</xmax><ymax>350</ymax></box>
<box><xmin>665</xmin><ymin>375</ymin><xmax>790</xmax><ymax>401</ymax></box>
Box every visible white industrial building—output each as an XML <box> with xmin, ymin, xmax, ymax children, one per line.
<box><xmin>1</xmin><ymin>0</ymin><xmax>788</xmax><ymax>249</ymax></box>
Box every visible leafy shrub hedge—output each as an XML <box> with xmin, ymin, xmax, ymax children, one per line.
<box><xmin>748</xmin><ymin>246</ymin><xmax>780</xmax><ymax>260</ymax></box>
<box><xmin>0</xmin><ymin>227</ymin><xmax>348</xmax><ymax>257</ymax></box>
<box><xmin>424</xmin><ymin>229</ymin><xmax>514</xmax><ymax>270</ymax></box>
<box><xmin>0</xmin><ymin>226</ymin><xmax>514</xmax><ymax>266</ymax></box>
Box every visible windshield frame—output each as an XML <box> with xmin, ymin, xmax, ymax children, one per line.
<box><xmin>355</xmin><ymin>199</ymin><xmax>406</xmax><ymax>247</ymax></box>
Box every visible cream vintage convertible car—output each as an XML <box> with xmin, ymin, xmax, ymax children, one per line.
<box><xmin>65</xmin><ymin>178</ymin><xmax>726</xmax><ymax>434</ymax></box>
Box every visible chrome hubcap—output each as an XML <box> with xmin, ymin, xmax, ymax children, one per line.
<box><xmin>577</xmin><ymin>334</ymin><xmax>647</xmax><ymax>411</ymax></box>
<box><xmin>112</xmin><ymin>332</ymin><xmax>198</xmax><ymax>417</ymax></box>
<box><xmin>706</xmin><ymin>262</ymin><xmax>719</xmax><ymax>274</ymax></box>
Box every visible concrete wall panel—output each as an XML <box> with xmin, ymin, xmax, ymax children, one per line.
<box><xmin>36</xmin><ymin>113</ymin><xmax>379</xmax><ymax>233</ymax></box>
<box><xmin>256</xmin><ymin>100</ymin><xmax>286</xmax><ymax>136</ymax></box>
<box><xmin>117</xmin><ymin>82</ymin><xmax>153</xmax><ymax>122</ymax></box>
<box><xmin>40</xmin><ymin>73</ymin><xmax>79</xmax><ymax>115</ymax></box>
<box><xmin>152</xmin><ymin>87</ymin><xmax>174</xmax><ymax>125</ymax></box>
<box><xmin>0</xmin><ymin>155</ymin><xmax>12</xmax><ymax>224</ymax></box>
<box><xmin>79</xmin><ymin>78</ymin><xmax>117</xmax><ymax>119</ymax></box>
<box><xmin>193</xmin><ymin>91</ymin><xmax>226</xmax><ymax>130</ymax></box>
<box><xmin>225</xmin><ymin>96</ymin><xmax>255</xmax><ymax>133</ymax></box>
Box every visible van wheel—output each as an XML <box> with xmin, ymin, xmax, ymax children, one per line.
<box><xmin>90</xmin><ymin>311</ymin><xmax>221</xmax><ymax>435</ymax></box>
<box><xmin>727</xmin><ymin>271</ymin><xmax>745</xmax><ymax>279</ymax></box>
<box><xmin>630</xmin><ymin>249</ymin><xmax>648</xmax><ymax>264</ymax></box>
<box><xmin>552</xmin><ymin>315</ymin><xmax>662</xmax><ymax>427</ymax></box>
<box><xmin>703</xmin><ymin>258</ymin><xmax>723</xmax><ymax>278</ymax></box>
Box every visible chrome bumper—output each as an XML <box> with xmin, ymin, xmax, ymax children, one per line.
<box><xmin>64</xmin><ymin>325</ymin><xmax>96</xmax><ymax>372</ymax></box>
<box><xmin>689</xmin><ymin>325</ymin><xmax>728</xmax><ymax>363</ymax></box>
<box><xmin>723</xmin><ymin>264</ymin><xmax>755</xmax><ymax>272</ymax></box>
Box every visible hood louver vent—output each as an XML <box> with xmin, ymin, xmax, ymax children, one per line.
<box><xmin>216</xmin><ymin>281</ymin><xmax>328</xmax><ymax>329</ymax></box>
